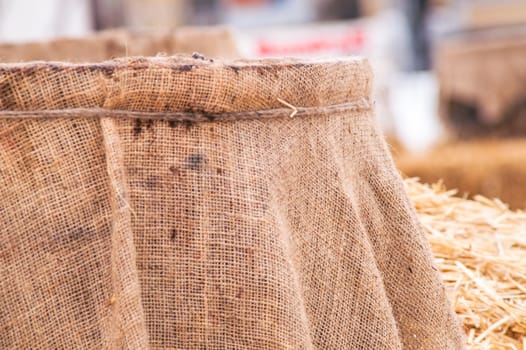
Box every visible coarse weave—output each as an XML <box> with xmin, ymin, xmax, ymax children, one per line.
<box><xmin>0</xmin><ymin>55</ymin><xmax>464</xmax><ymax>349</ymax></box>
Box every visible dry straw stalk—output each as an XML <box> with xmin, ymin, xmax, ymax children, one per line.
<box><xmin>406</xmin><ymin>178</ymin><xmax>526</xmax><ymax>349</ymax></box>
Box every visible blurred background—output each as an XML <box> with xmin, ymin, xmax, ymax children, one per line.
<box><xmin>1</xmin><ymin>0</ymin><xmax>526</xmax><ymax>208</ymax></box>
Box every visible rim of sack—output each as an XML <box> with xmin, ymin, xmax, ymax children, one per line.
<box><xmin>0</xmin><ymin>56</ymin><xmax>372</xmax><ymax>122</ymax></box>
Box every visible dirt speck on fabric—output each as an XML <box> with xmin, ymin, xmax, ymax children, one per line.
<box><xmin>133</xmin><ymin>119</ymin><xmax>142</xmax><ymax>136</ymax></box>
<box><xmin>185</xmin><ymin>154</ymin><xmax>206</xmax><ymax>171</ymax></box>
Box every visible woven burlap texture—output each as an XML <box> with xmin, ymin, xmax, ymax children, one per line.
<box><xmin>0</xmin><ymin>56</ymin><xmax>464</xmax><ymax>349</ymax></box>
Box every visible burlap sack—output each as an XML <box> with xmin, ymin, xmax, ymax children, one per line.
<box><xmin>0</xmin><ymin>56</ymin><xmax>463</xmax><ymax>349</ymax></box>
<box><xmin>0</xmin><ymin>27</ymin><xmax>239</xmax><ymax>63</ymax></box>
<box><xmin>437</xmin><ymin>26</ymin><xmax>526</xmax><ymax>139</ymax></box>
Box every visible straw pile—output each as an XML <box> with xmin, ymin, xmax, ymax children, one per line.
<box><xmin>405</xmin><ymin>178</ymin><xmax>526</xmax><ymax>349</ymax></box>
<box><xmin>396</xmin><ymin>139</ymin><xmax>526</xmax><ymax>210</ymax></box>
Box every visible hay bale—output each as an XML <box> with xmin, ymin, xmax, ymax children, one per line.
<box><xmin>396</xmin><ymin>139</ymin><xmax>526</xmax><ymax>209</ymax></box>
<box><xmin>406</xmin><ymin>178</ymin><xmax>526</xmax><ymax>349</ymax></box>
